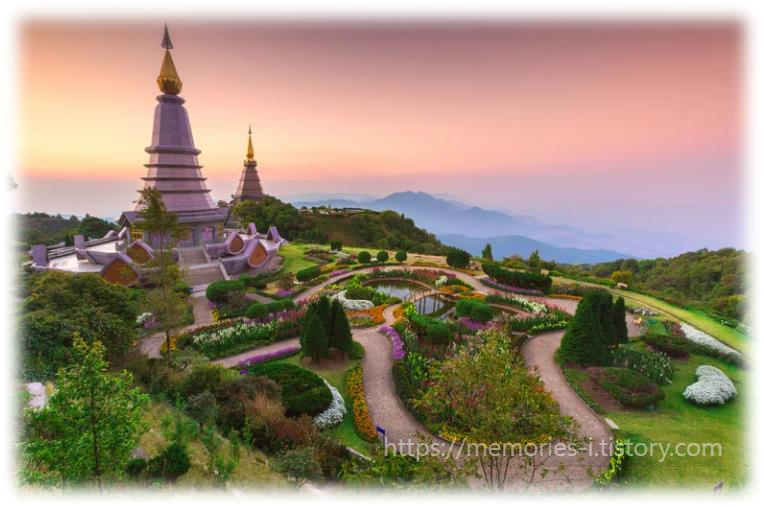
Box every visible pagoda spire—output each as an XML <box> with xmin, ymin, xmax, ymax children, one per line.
<box><xmin>246</xmin><ymin>125</ymin><xmax>255</xmax><ymax>161</ymax></box>
<box><xmin>157</xmin><ymin>24</ymin><xmax>182</xmax><ymax>95</ymax></box>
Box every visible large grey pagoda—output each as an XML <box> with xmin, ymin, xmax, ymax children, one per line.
<box><xmin>232</xmin><ymin>125</ymin><xmax>265</xmax><ymax>202</ymax></box>
<box><xmin>119</xmin><ymin>25</ymin><xmax>228</xmax><ymax>248</ymax></box>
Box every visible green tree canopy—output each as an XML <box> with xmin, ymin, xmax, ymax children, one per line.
<box><xmin>23</xmin><ymin>335</ymin><xmax>150</xmax><ymax>490</ymax></box>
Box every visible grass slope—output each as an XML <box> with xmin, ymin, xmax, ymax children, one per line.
<box><xmin>607</xmin><ymin>354</ymin><xmax>746</xmax><ymax>489</ymax></box>
<box><xmin>612</xmin><ymin>288</ymin><xmax>747</xmax><ymax>353</ymax></box>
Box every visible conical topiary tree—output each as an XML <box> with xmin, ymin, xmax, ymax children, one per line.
<box><xmin>612</xmin><ymin>296</ymin><xmax>628</xmax><ymax>345</ymax></box>
<box><xmin>302</xmin><ymin>312</ymin><xmax>329</xmax><ymax>364</ymax></box>
<box><xmin>559</xmin><ymin>290</ymin><xmax>612</xmax><ymax>366</ymax></box>
<box><xmin>332</xmin><ymin>300</ymin><xmax>353</xmax><ymax>357</ymax></box>
<box><xmin>315</xmin><ymin>295</ymin><xmax>334</xmax><ymax>339</ymax></box>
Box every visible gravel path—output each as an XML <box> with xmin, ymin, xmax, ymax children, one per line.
<box><xmin>174</xmin><ymin>266</ymin><xmax>644</xmax><ymax>489</ymax></box>
<box><xmin>521</xmin><ymin>331</ymin><xmax>612</xmax><ymax>487</ymax></box>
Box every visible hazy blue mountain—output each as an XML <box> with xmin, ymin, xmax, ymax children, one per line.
<box><xmin>438</xmin><ymin>233</ymin><xmax>632</xmax><ymax>264</ymax></box>
<box><xmin>290</xmin><ymin>190</ymin><xmax>615</xmax><ymax>250</ymax></box>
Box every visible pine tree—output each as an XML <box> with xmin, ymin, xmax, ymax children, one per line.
<box><xmin>482</xmin><ymin>243</ymin><xmax>493</xmax><ymax>261</ymax></box>
<box><xmin>559</xmin><ymin>290</ymin><xmax>612</xmax><ymax>366</ymax></box>
<box><xmin>315</xmin><ymin>295</ymin><xmax>334</xmax><ymax>338</ymax></box>
<box><xmin>302</xmin><ymin>312</ymin><xmax>329</xmax><ymax>364</ymax></box>
<box><xmin>613</xmin><ymin>296</ymin><xmax>628</xmax><ymax>345</ymax></box>
<box><xmin>332</xmin><ymin>301</ymin><xmax>353</xmax><ymax>356</ymax></box>
<box><xmin>328</xmin><ymin>299</ymin><xmax>344</xmax><ymax>348</ymax></box>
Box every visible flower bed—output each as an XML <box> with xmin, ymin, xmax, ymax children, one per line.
<box><xmin>587</xmin><ymin>366</ymin><xmax>665</xmax><ymax>409</ymax></box>
<box><xmin>347</xmin><ymin>305</ymin><xmax>386</xmax><ymax>327</ymax></box>
<box><xmin>184</xmin><ymin>316</ymin><xmax>301</xmax><ymax>359</ymax></box>
<box><xmin>482</xmin><ymin>278</ymin><xmax>544</xmax><ymax>296</ymax></box>
<box><xmin>486</xmin><ymin>293</ymin><xmax>547</xmax><ymax>313</ymax></box>
<box><xmin>683</xmin><ymin>365</ymin><xmax>737</xmax><ymax>406</ymax></box>
<box><xmin>379</xmin><ymin>325</ymin><xmax>406</xmax><ymax>360</ymax></box>
<box><xmin>346</xmin><ymin>365</ymin><xmax>377</xmax><ymax>441</ymax></box>
<box><xmin>334</xmin><ymin>290</ymin><xmax>374</xmax><ymax>310</ymax></box>
<box><xmin>237</xmin><ymin>344</ymin><xmax>301</xmax><ymax>370</ymax></box>
<box><xmin>678</xmin><ymin>322</ymin><xmax>744</xmax><ymax>366</ymax></box>
<box><xmin>612</xmin><ymin>347</ymin><xmax>673</xmax><ymax>385</ymax></box>
<box><xmin>314</xmin><ymin>380</ymin><xmax>347</xmax><ymax>429</ymax></box>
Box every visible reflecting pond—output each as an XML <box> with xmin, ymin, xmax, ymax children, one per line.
<box><xmin>366</xmin><ymin>280</ymin><xmax>423</xmax><ymax>300</ymax></box>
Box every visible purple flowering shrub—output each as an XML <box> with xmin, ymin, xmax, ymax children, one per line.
<box><xmin>379</xmin><ymin>325</ymin><xmax>406</xmax><ymax>360</ymax></box>
<box><xmin>238</xmin><ymin>345</ymin><xmax>301</xmax><ymax>372</ymax></box>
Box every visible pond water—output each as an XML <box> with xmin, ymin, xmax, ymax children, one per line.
<box><xmin>366</xmin><ymin>280</ymin><xmax>423</xmax><ymax>300</ymax></box>
<box><xmin>414</xmin><ymin>294</ymin><xmax>453</xmax><ymax>318</ymax></box>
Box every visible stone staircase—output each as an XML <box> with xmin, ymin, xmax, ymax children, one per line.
<box><xmin>185</xmin><ymin>264</ymin><xmax>225</xmax><ymax>287</ymax></box>
<box><xmin>179</xmin><ymin>247</ymin><xmax>208</xmax><ymax>266</ymax></box>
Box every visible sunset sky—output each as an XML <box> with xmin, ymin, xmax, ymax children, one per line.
<box><xmin>16</xmin><ymin>20</ymin><xmax>742</xmax><ymax>251</ymax></box>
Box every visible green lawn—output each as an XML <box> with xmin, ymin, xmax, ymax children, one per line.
<box><xmin>278</xmin><ymin>243</ymin><xmax>319</xmax><ymax>273</ymax></box>
<box><xmin>272</xmin><ymin>353</ymin><xmax>377</xmax><ymax>456</ymax></box>
<box><xmin>607</xmin><ymin>354</ymin><xmax>747</xmax><ymax>490</ymax></box>
<box><xmin>611</xmin><ymin>288</ymin><xmax>747</xmax><ymax>354</ymax></box>
<box><xmin>551</xmin><ymin>274</ymin><xmax>746</xmax><ymax>353</ymax></box>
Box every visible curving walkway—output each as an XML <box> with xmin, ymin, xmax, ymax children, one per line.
<box><xmin>188</xmin><ymin>265</ymin><xmax>625</xmax><ymax>489</ymax></box>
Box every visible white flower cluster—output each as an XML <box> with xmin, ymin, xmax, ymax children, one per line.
<box><xmin>630</xmin><ymin>306</ymin><xmax>658</xmax><ymax>316</ymax></box>
<box><xmin>334</xmin><ymin>290</ymin><xmax>374</xmax><ymax>310</ymax></box>
<box><xmin>683</xmin><ymin>365</ymin><xmax>737</xmax><ymax>406</ymax></box>
<box><xmin>434</xmin><ymin>275</ymin><xmax>449</xmax><ymax>287</ymax></box>
<box><xmin>314</xmin><ymin>380</ymin><xmax>347</xmax><ymax>429</ymax></box>
<box><xmin>679</xmin><ymin>323</ymin><xmax>744</xmax><ymax>364</ymax></box>
<box><xmin>507</xmin><ymin>295</ymin><xmax>547</xmax><ymax>314</ymax></box>
<box><xmin>136</xmin><ymin>312</ymin><xmax>153</xmax><ymax>325</ymax></box>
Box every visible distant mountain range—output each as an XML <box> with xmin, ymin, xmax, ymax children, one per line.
<box><xmin>289</xmin><ymin>191</ymin><xmax>634</xmax><ymax>264</ymax></box>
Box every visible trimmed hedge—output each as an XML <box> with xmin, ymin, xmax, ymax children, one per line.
<box><xmin>206</xmin><ymin>280</ymin><xmax>246</xmax><ymax>304</ymax></box>
<box><xmin>395</xmin><ymin>250</ymin><xmax>408</xmax><ymax>263</ymax></box>
<box><xmin>249</xmin><ymin>362</ymin><xmax>332</xmax><ymax>417</ymax></box>
<box><xmin>482</xmin><ymin>262</ymin><xmax>552</xmax><ymax>293</ymax></box>
<box><xmin>587</xmin><ymin>366</ymin><xmax>665</xmax><ymax>408</ymax></box>
<box><xmin>455</xmin><ymin>298</ymin><xmax>493</xmax><ymax>323</ymax></box>
<box><xmin>409</xmin><ymin>313</ymin><xmax>451</xmax><ymax>344</ymax></box>
<box><xmin>376</xmin><ymin>250</ymin><xmax>389</xmax><ymax>262</ymax></box>
<box><xmin>641</xmin><ymin>332</ymin><xmax>691</xmax><ymax>358</ymax></box>
<box><xmin>296</xmin><ymin>266</ymin><xmax>321</xmax><ymax>282</ymax></box>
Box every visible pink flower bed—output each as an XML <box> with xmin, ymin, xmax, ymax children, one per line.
<box><xmin>378</xmin><ymin>325</ymin><xmax>406</xmax><ymax>360</ymax></box>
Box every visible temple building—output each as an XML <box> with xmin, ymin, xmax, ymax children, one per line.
<box><xmin>232</xmin><ymin>126</ymin><xmax>266</xmax><ymax>202</ymax></box>
<box><xmin>118</xmin><ymin>24</ymin><xmax>229</xmax><ymax>248</ymax></box>
<box><xmin>27</xmin><ymin>25</ymin><xmax>285</xmax><ymax>287</ymax></box>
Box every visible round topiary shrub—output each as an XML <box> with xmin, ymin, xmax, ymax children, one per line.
<box><xmin>395</xmin><ymin>250</ymin><xmax>408</xmax><ymax>263</ymax></box>
<box><xmin>357</xmin><ymin>251</ymin><xmax>372</xmax><ymax>264</ymax></box>
<box><xmin>267</xmin><ymin>300</ymin><xmax>286</xmax><ymax>314</ymax></box>
<box><xmin>246</xmin><ymin>303</ymin><xmax>270</xmax><ymax>319</ymax></box>
<box><xmin>206</xmin><ymin>280</ymin><xmax>246</xmax><ymax>304</ymax></box>
<box><xmin>296</xmin><ymin>266</ymin><xmax>321</xmax><ymax>282</ymax></box>
<box><xmin>250</xmin><ymin>362</ymin><xmax>332</xmax><ymax>416</ymax></box>
<box><xmin>377</xmin><ymin>250</ymin><xmax>389</xmax><ymax>262</ymax></box>
<box><xmin>469</xmin><ymin>303</ymin><xmax>494</xmax><ymax>324</ymax></box>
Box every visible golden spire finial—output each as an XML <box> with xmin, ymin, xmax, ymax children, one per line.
<box><xmin>246</xmin><ymin>125</ymin><xmax>255</xmax><ymax>161</ymax></box>
<box><xmin>157</xmin><ymin>24</ymin><xmax>183</xmax><ymax>95</ymax></box>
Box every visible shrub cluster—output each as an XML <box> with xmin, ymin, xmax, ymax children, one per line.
<box><xmin>482</xmin><ymin>262</ymin><xmax>552</xmax><ymax>292</ymax></box>
<box><xmin>409</xmin><ymin>313</ymin><xmax>451</xmax><ymax>345</ymax></box>
<box><xmin>296</xmin><ymin>266</ymin><xmax>321</xmax><ymax>282</ymax></box>
<box><xmin>455</xmin><ymin>299</ymin><xmax>493</xmax><ymax>323</ymax></box>
<box><xmin>641</xmin><ymin>332</ymin><xmax>690</xmax><ymax>358</ymax></box>
<box><xmin>559</xmin><ymin>291</ymin><xmax>628</xmax><ymax>366</ymax></box>
<box><xmin>249</xmin><ymin>362</ymin><xmax>332</xmax><ymax>417</ymax></box>
<box><xmin>300</xmin><ymin>295</ymin><xmax>353</xmax><ymax>363</ymax></box>
<box><xmin>587</xmin><ymin>366</ymin><xmax>665</xmax><ymax>408</ymax></box>
<box><xmin>205</xmin><ymin>280</ymin><xmax>246</xmax><ymax>304</ymax></box>
<box><xmin>346</xmin><ymin>365</ymin><xmax>377</xmax><ymax>441</ymax></box>
<box><xmin>445</xmin><ymin>248</ymin><xmax>471</xmax><ymax>269</ymax></box>
<box><xmin>245</xmin><ymin>299</ymin><xmax>297</xmax><ymax>319</ymax></box>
